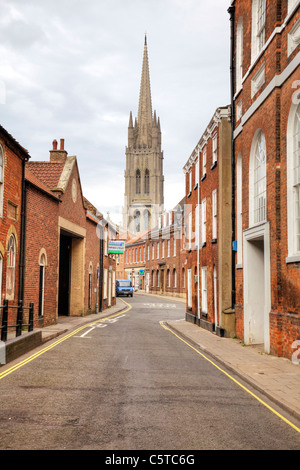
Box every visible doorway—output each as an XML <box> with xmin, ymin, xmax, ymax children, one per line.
<box><xmin>243</xmin><ymin>223</ymin><xmax>271</xmax><ymax>353</ymax></box>
<box><xmin>58</xmin><ymin>233</ymin><xmax>72</xmax><ymax>316</ymax></box>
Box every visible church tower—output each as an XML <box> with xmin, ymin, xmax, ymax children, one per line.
<box><xmin>123</xmin><ymin>35</ymin><xmax>164</xmax><ymax>234</ymax></box>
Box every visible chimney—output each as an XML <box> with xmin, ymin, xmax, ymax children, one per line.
<box><xmin>50</xmin><ymin>138</ymin><xmax>68</xmax><ymax>163</ymax></box>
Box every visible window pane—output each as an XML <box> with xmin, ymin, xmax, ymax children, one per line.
<box><xmin>254</xmin><ymin>131</ymin><xmax>267</xmax><ymax>224</ymax></box>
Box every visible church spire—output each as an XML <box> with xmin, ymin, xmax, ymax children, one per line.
<box><xmin>137</xmin><ymin>34</ymin><xmax>153</xmax><ymax>148</ymax></box>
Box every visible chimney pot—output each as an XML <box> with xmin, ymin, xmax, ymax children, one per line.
<box><xmin>53</xmin><ymin>139</ymin><xmax>58</xmax><ymax>150</ymax></box>
<box><xmin>60</xmin><ymin>138</ymin><xmax>64</xmax><ymax>150</ymax></box>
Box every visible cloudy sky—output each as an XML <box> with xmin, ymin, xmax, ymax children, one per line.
<box><xmin>0</xmin><ymin>0</ymin><xmax>231</xmax><ymax>225</ymax></box>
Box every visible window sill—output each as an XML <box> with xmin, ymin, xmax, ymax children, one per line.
<box><xmin>286</xmin><ymin>255</ymin><xmax>300</xmax><ymax>264</ymax></box>
<box><xmin>193</xmin><ymin>183</ymin><xmax>198</xmax><ymax>190</ymax></box>
<box><xmin>211</xmin><ymin>238</ymin><xmax>217</xmax><ymax>244</ymax></box>
<box><xmin>210</xmin><ymin>161</ymin><xmax>217</xmax><ymax>170</ymax></box>
<box><xmin>202</xmin><ymin>242</ymin><xmax>206</xmax><ymax>248</ymax></box>
<box><xmin>187</xmin><ymin>192</ymin><xmax>191</xmax><ymax>198</ymax></box>
<box><xmin>201</xmin><ymin>174</ymin><xmax>206</xmax><ymax>182</ymax></box>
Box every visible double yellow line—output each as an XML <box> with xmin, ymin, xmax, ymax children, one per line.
<box><xmin>160</xmin><ymin>321</ymin><xmax>300</xmax><ymax>434</ymax></box>
<box><xmin>0</xmin><ymin>299</ymin><xmax>132</xmax><ymax>381</ymax></box>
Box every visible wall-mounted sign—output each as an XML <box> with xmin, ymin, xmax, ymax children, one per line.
<box><xmin>108</xmin><ymin>240</ymin><xmax>125</xmax><ymax>254</ymax></box>
<box><xmin>139</xmin><ymin>270</ymin><xmax>144</xmax><ymax>275</ymax></box>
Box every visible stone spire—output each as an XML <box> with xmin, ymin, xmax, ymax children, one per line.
<box><xmin>137</xmin><ymin>34</ymin><xmax>153</xmax><ymax>148</ymax></box>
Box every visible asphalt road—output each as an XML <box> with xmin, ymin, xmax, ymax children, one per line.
<box><xmin>0</xmin><ymin>293</ymin><xmax>299</xmax><ymax>451</ymax></box>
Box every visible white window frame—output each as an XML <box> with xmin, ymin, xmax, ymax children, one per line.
<box><xmin>201</xmin><ymin>267</ymin><xmax>207</xmax><ymax>313</ymax></box>
<box><xmin>173</xmin><ymin>269</ymin><xmax>177</xmax><ymax>288</ymax></box>
<box><xmin>236</xmin><ymin>17</ymin><xmax>243</xmax><ymax>92</ymax></box>
<box><xmin>201</xmin><ymin>199</ymin><xmax>206</xmax><ymax>245</ymax></box>
<box><xmin>251</xmin><ymin>0</ymin><xmax>266</xmax><ymax>62</ymax></box>
<box><xmin>162</xmin><ymin>240</ymin><xmax>165</xmax><ymax>258</ymax></box>
<box><xmin>173</xmin><ymin>237</ymin><xmax>176</xmax><ymax>257</ymax></box>
<box><xmin>212</xmin><ymin>134</ymin><xmax>218</xmax><ymax>165</ymax></box>
<box><xmin>103</xmin><ymin>268</ymin><xmax>108</xmax><ymax>299</ymax></box>
<box><xmin>157</xmin><ymin>241</ymin><xmax>159</xmax><ymax>259</ymax></box>
<box><xmin>195</xmin><ymin>159</ymin><xmax>199</xmax><ymax>187</ymax></box>
<box><xmin>189</xmin><ymin>170</ymin><xmax>192</xmax><ymax>193</ymax></box>
<box><xmin>167</xmin><ymin>239</ymin><xmax>170</xmax><ymax>257</ymax></box>
<box><xmin>195</xmin><ymin>204</ymin><xmax>200</xmax><ymax>247</ymax></box>
<box><xmin>249</xmin><ymin>130</ymin><xmax>267</xmax><ymax>227</ymax></box>
<box><xmin>202</xmin><ymin>147</ymin><xmax>207</xmax><ymax>177</ymax></box>
<box><xmin>212</xmin><ymin>189</ymin><xmax>217</xmax><ymax>240</ymax></box>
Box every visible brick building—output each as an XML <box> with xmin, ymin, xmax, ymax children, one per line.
<box><xmin>124</xmin><ymin>230</ymin><xmax>148</xmax><ymax>291</ymax></box>
<box><xmin>229</xmin><ymin>0</ymin><xmax>300</xmax><ymax>358</ymax></box>
<box><xmin>145</xmin><ymin>200</ymin><xmax>186</xmax><ymax>298</ymax></box>
<box><xmin>0</xmin><ymin>126</ymin><xmax>30</xmax><ymax>328</ymax></box>
<box><xmin>24</xmin><ymin>139</ymin><xmax>116</xmax><ymax>328</ymax></box>
<box><xmin>183</xmin><ymin>106</ymin><xmax>234</xmax><ymax>336</ymax></box>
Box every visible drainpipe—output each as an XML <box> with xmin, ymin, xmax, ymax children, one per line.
<box><xmin>228</xmin><ymin>3</ymin><xmax>236</xmax><ymax>309</ymax></box>
<box><xmin>197</xmin><ymin>147</ymin><xmax>200</xmax><ymax>322</ymax></box>
<box><xmin>99</xmin><ymin>221</ymin><xmax>103</xmax><ymax>312</ymax></box>
<box><xmin>18</xmin><ymin>157</ymin><xmax>28</xmax><ymax>303</ymax></box>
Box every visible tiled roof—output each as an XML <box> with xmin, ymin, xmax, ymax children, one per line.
<box><xmin>25</xmin><ymin>168</ymin><xmax>60</xmax><ymax>200</ymax></box>
<box><xmin>26</xmin><ymin>161</ymin><xmax>65</xmax><ymax>190</ymax></box>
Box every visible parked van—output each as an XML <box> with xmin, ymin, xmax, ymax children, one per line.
<box><xmin>116</xmin><ymin>279</ymin><xmax>134</xmax><ymax>297</ymax></box>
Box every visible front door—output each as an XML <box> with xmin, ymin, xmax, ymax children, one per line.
<box><xmin>58</xmin><ymin>234</ymin><xmax>71</xmax><ymax>316</ymax></box>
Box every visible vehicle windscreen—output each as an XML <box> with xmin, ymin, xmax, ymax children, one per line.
<box><xmin>118</xmin><ymin>281</ymin><xmax>132</xmax><ymax>287</ymax></box>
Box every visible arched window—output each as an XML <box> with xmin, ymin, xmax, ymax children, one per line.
<box><xmin>6</xmin><ymin>234</ymin><xmax>16</xmax><ymax>299</ymax></box>
<box><xmin>134</xmin><ymin>210</ymin><xmax>140</xmax><ymax>233</ymax></box>
<box><xmin>136</xmin><ymin>169</ymin><xmax>141</xmax><ymax>194</ymax></box>
<box><xmin>250</xmin><ymin>130</ymin><xmax>267</xmax><ymax>226</ymax></box>
<box><xmin>39</xmin><ymin>253</ymin><xmax>46</xmax><ymax>317</ymax></box>
<box><xmin>173</xmin><ymin>269</ymin><xmax>177</xmax><ymax>288</ymax></box>
<box><xmin>0</xmin><ymin>145</ymin><xmax>4</xmax><ymax>216</ymax></box>
<box><xmin>145</xmin><ymin>169</ymin><xmax>150</xmax><ymax>194</ymax></box>
<box><xmin>287</xmin><ymin>102</ymin><xmax>300</xmax><ymax>257</ymax></box>
<box><xmin>152</xmin><ymin>270</ymin><xmax>155</xmax><ymax>288</ymax></box>
<box><xmin>167</xmin><ymin>269</ymin><xmax>170</xmax><ymax>288</ymax></box>
<box><xmin>144</xmin><ymin>209</ymin><xmax>150</xmax><ymax>230</ymax></box>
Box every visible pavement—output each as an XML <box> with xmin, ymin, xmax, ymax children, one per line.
<box><xmin>5</xmin><ymin>292</ymin><xmax>300</xmax><ymax>423</ymax></box>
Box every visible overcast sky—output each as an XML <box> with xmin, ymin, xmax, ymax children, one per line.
<box><xmin>0</xmin><ymin>0</ymin><xmax>231</xmax><ymax>225</ymax></box>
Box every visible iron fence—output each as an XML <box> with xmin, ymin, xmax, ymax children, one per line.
<box><xmin>0</xmin><ymin>300</ymin><xmax>34</xmax><ymax>341</ymax></box>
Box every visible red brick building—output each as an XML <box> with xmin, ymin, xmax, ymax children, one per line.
<box><xmin>24</xmin><ymin>139</ymin><xmax>116</xmax><ymax>328</ymax></box>
<box><xmin>230</xmin><ymin>0</ymin><xmax>300</xmax><ymax>358</ymax></box>
<box><xmin>145</xmin><ymin>200</ymin><xmax>186</xmax><ymax>298</ymax></box>
<box><xmin>183</xmin><ymin>106</ymin><xmax>233</xmax><ymax>336</ymax></box>
<box><xmin>0</xmin><ymin>126</ymin><xmax>30</xmax><ymax>328</ymax></box>
<box><xmin>124</xmin><ymin>230</ymin><xmax>148</xmax><ymax>291</ymax></box>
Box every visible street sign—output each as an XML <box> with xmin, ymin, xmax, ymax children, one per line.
<box><xmin>108</xmin><ymin>240</ymin><xmax>125</xmax><ymax>254</ymax></box>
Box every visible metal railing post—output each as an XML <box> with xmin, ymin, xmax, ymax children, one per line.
<box><xmin>1</xmin><ymin>299</ymin><xmax>8</xmax><ymax>342</ymax></box>
<box><xmin>28</xmin><ymin>303</ymin><xmax>34</xmax><ymax>332</ymax></box>
<box><xmin>16</xmin><ymin>300</ymin><xmax>23</xmax><ymax>337</ymax></box>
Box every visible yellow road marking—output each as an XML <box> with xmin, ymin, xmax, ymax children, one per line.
<box><xmin>160</xmin><ymin>321</ymin><xmax>300</xmax><ymax>434</ymax></box>
<box><xmin>0</xmin><ymin>299</ymin><xmax>132</xmax><ymax>381</ymax></box>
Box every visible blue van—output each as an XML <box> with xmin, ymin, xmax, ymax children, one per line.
<box><xmin>116</xmin><ymin>279</ymin><xmax>134</xmax><ymax>297</ymax></box>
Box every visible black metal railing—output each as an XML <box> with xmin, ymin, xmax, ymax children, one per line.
<box><xmin>0</xmin><ymin>300</ymin><xmax>34</xmax><ymax>341</ymax></box>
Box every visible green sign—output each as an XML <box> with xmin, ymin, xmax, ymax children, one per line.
<box><xmin>139</xmin><ymin>270</ymin><xmax>144</xmax><ymax>275</ymax></box>
<box><xmin>108</xmin><ymin>240</ymin><xmax>125</xmax><ymax>254</ymax></box>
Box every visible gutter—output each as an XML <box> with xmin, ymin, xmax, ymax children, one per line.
<box><xmin>18</xmin><ymin>157</ymin><xmax>28</xmax><ymax>303</ymax></box>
